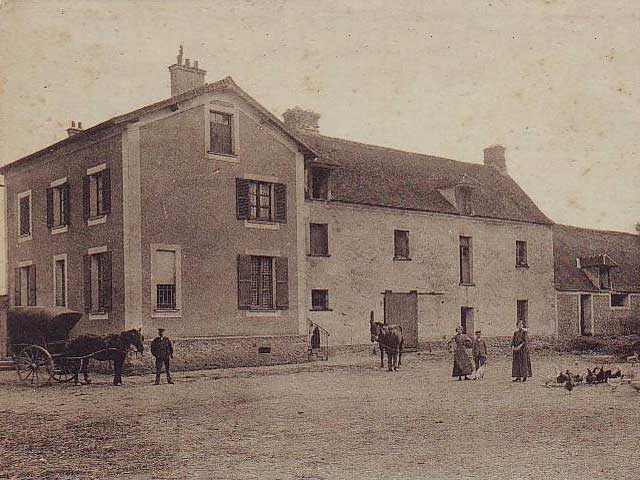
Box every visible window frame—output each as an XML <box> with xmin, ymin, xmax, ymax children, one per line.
<box><xmin>610</xmin><ymin>293</ymin><xmax>629</xmax><ymax>309</ymax></box>
<box><xmin>17</xmin><ymin>190</ymin><xmax>32</xmax><ymax>242</ymax></box>
<box><xmin>249</xmin><ymin>180</ymin><xmax>274</xmax><ymax>222</ymax></box>
<box><xmin>16</xmin><ymin>261</ymin><xmax>36</xmax><ymax>306</ymax></box>
<box><xmin>48</xmin><ymin>177</ymin><xmax>70</xmax><ymax>234</ymax></box>
<box><xmin>53</xmin><ymin>254</ymin><xmax>68</xmax><ymax>308</ymax></box>
<box><xmin>516</xmin><ymin>240</ymin><xmax>528</xmax><ymax>268</ymax></box>
<box><xmin>517</xmin><ymin>299</ymin><xmax>529</xmax><ymax>328</ymax></box>
<box><xmin>84</xmin><ymin>246</ymin><xmax>112</xmax><ymax>319</ymax></box>
<box><xmin>311</xmin><ymin>289</ymin><xmax>330</xmax><ymax>311</ymax></box>
<box><xmin>85</xmin><ymin>164</ymin><xmax>110</xmax><ymax>226</ymax></box>
<box><xmin>151</xmin><ymin>244</ymin><xmax>182</xmax><ymax>318</ymax></box>
<box><xmin>459</xmin><ymin>236</ymin><xmax>474</xmax><ymax>285</ymax></box>
<box><xmin>309</xmin><ymin>223</ymin><xmax>330</xmax><ymax>257</ymax></box>
<box><xmin>309</xmin><ymin>167</ymin><xmax>331</xmax><ymax>201</ymax></box>
<box><xmin>598</xmin><ymin>267</ymin><xmax>611</xmax><ymax>290</ymax></box>
<box><xmin>206</xmin><ymin>104</ymin><xmax>240</xmax><ymax>162</ymax></box>
<box><xmin>393</xmin><ymin>229</ymin><xmax>411</xmax><ymax>261</ymax></box>
<box><xmin>238</xmin><ymin>254</ymin><xmax>288</xmax><ymax>312</ymax></box>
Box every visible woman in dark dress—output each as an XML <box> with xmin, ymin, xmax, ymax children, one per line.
<box><xmin>511</xmin><ymin>322</ymin><xmax>532</xmax><ymax>382</ymax></box>
<box><xmin>448</xmin><ymin>326</ymin><xmax>474</xmax><ymax>381</ymax></box>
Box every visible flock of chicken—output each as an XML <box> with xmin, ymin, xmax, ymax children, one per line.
<box><xmin>547</xmin><ymin>360</ymin><xmax>640</xmax><ymax>393</ymax></box>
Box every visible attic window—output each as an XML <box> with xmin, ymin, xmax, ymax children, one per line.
<box><xmin>599</xmin><ymin>267</ymin><xmax>611</xmax><ymax>290</ymax></box>
<box><xmin>310</xmin><ymin>167</ymin><xmax>330</xmax><ymax>200</ymax></box>
<box><xmin>610</xmin><ymin>293</ymin><xmax>629</xmax><ymax>308</ymax></box>
<box><xmin>455</xmin><ymin>186</ymin><xmax>473</xmax><ymax>215</ymax></box>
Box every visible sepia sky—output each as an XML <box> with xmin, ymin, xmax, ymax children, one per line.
<box><xmin>1</xmin><ymin>0</ymin><xmax>639</xmax><ymax>233</ymax></box>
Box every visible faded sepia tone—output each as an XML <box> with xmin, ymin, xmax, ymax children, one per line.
<box><xmin>1</xmin><ymin>1</ymin><xmax>639</xmax><ymax>479</ymax></box>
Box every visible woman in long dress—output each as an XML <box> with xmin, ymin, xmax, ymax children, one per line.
<box><xmin>511</xmin><ymin>322</ymin><xmax>532</xmax><ymax>382</ymax></box>
<box><xmin>448</xmin><ymin>326</ymin><xmax>474</xmax><ymax>381</ymax></box>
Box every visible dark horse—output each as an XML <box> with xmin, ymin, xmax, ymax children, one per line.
<box><xmin>370</xmin><ymin>319</ymin><xmax>404</xmax><ymax>371</ymax></box>
<box><xmin>64</xmin><ymin>329</ymin><xmax>144</xmax><ymax>385</ymax></box>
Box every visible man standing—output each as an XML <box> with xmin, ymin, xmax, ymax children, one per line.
<box><xmin>151</xmin><ymin>328</ymin><xmax>174</xmax><ymax>385</ymax></box>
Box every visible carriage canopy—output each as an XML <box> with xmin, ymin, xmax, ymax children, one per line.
<box><xmin>7</xmin><ymin>307</ymin><xmax>82</xmax><ymax>347</ymax></box>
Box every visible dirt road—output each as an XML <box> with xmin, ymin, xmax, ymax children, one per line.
<box><xmin>1</xmin><ymin>352</ymin><xmax>638</xmax><ymax>479</ymax></box>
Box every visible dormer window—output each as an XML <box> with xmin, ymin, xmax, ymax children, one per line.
<box><xmin>309</xmin><ymin>167</ymin><xmax>330</xmax><ymax>200</ymax></box>
<box><xmin>455</xmin><ymin>186</ymin><xmax>473</xmax><ymax>215</ymax></box>
<box><xmin>599</xmin><ymin>267</ymin><xmax>611</xmax><ymax>290</ymax></box>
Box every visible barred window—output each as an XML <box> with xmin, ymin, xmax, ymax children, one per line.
<box><xmin>157</xmin><ymin>284</ymin><xmax>176</xmax><ymax>310</ymax></box>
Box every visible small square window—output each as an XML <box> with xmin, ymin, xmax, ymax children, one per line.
<box><xmin>610</xmin><ymin>293</ymin><xmax>629</xmax><ymax>308</ymax></box>
<box><xmin>311</xmin><ymin>289</ymin><xmax>329</xmax><ymax>311</ymax></box>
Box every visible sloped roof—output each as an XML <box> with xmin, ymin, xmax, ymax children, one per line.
<box><xmin>298</xmin><ymin>132</ymin><xmax>552</xmax><ymax>225</ymax></box>
<box><xmin>553</xmin><ymin>224</ymin><xmax>640</xmax><ymax>292</ymax></box>
<box><xmin>0</xmin><ymin>77</ymin><xmax>318</xmax><ymax>173</ymax></box>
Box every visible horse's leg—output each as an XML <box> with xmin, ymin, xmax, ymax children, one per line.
<box><xmin>73</xmin><ymin>361</ymin><xmax>80</xmax><ymax>386</ymax></box>
<box><xmin>82</xmin><ymin>359</ymin><xmax>91</xmax><ymax>384</ymax></box>
<box><xmin>379</xmin><ymin>344</ymin><xmax>385</xmax><ymax>368</ymax></box>
<box><xmin>387</xmin><ymin>351</ymin><xmax>393</xmax><ymax>372</ymax></box>
<box><xmin>113</xmin><ymin>356</ymin><xmax>124</xmax><ymax>385</ymax></box>
<box><xmin>398</xmin><ymin>339</ymin><xmax>403</xmax><ymax>367</ymax></box>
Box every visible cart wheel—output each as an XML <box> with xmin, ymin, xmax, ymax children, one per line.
<box><xmin>52</xmin><ymin>359</ymin><xmax>80</xmax><ymax>383</ymax></box>
<box><xmin>15</xmin><ymin>345</ymin><xmax>54</xmax><ymax>387</ymax></box>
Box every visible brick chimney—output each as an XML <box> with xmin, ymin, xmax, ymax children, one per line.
<box><xmin>282</xmin><ymin>107</ymin><xmax>320</xmax><ymax>133</ymax></box>
<box><xmin>483</xmin><ymin>145</ymin><xmax>507</xmax><ymax>175</ymax></box>
<box><xmin>66</xmin><ymin>121</ymin><xmax>83</xmax><ymax>137</ymax></box>
<box><xmin>168</xmin><ymin>45</ymin><xmax>206</xmax><ymax>97</ymax></box>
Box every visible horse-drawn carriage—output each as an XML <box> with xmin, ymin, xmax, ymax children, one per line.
<box><xmin>7</xmin><ymin>307</ymin><xmax>144</xmax><ymax>387</ymax></box>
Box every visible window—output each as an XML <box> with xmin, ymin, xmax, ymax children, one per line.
<box><xmin>84</xmin><ymin>166</ymin><xmax>111</xmax><ymax>222</ymax></box>
<box><xmin>18</xmin><ymin>191</ymin><xmax>32</xmax><ymax>238</ymax></box>
<box><xmin>311</xmin><ymin>289</ymin><xmax>329</xmax><ymax>311</ymax></box>
<box><xmin>84</xmin><ymin>250</ymin><xmax>112</xmax><ymax>314</ymax></box>
<box><xmin>599</xmin><ymin>267</ymin><xmax>611</xmax><ymax>290</ymax></box>
<box><xmin>152</xmin><ymin>246</ymin><xmax>181</xmax><ymax>312</ymax></box>
<box><xmin>237</xmin><ymin>255</ymin><xmax>288</xmax><ymax>310</ymax></box>
<box><xmin>210</xmin><ymin>111</ymin><xmax>233</xmax><ymax>155</ymax></box>
<box><xmin>516</xmin><ymin>241</ymin><xmax>528</xmax><ymax>267</ymax></box>
<box><xmin>236</xmin><ymin>178</ymin><xmax>286</xmax><ymax>223</ymax></box>
<box><xmin>459</xmin><ymin>236</ymin><xmax>473</xmax><ymax>285</ymax></box>
<box><xmin>394</xmin><ymin>230</ymin><xmax>410</xmax><ymax>260</ymax></box>
<box><xmin>455</xmin><ymin>187</ymin><xmax>473</xmax><ymax>215</ymax></box>
<box><xmin>14</xmin><ymin>264</ymin><xmax>36</xmax><ymax>306</ymax></box>
<box><xmin>611</xmin><ymin>293</ymin><xmax>629</xmax><ymax>308</ymax></box>
<box><xmin>461</xmin><ymin>307</ymin><xmax>474</xmax><ymax>334</ymax></box>
<box><xmin>53</xmin><ymin>255</ymin><xmax>67</xmax><ymax>307</ymax></box>
<box><xmin>310</xmin><ymin>223</ymin><xmax>329</xmax><ymax>256</ymax></box>
<box><xmin>517</xmin><ymin>300</ymin><xmax>528</xmax><ymax>327</ymax></box>
<box><xmin>47</xmin><ymin>181</ymin><xmax>70</xmax><ymax>229</ymax></box>
<box><xmin>309</xmin><ymin>168</ymin><xmax>330</xmax><ymax>200</ymax></box>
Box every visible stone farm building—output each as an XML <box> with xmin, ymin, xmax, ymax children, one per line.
<box><xmin>1</xmin><ymin>52</ymin><xmax>637</xmax><ymax>365</ymax></box>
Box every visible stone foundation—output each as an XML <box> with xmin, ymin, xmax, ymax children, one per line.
<box><xmin>94</xmin><ymin>334</ymin><xmax>309</xmax><ymax>375</ymax></box>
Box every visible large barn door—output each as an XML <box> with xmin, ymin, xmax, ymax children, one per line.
<box><xmin>383</xmin><ymin>290</ymin><xmax>418</xmax><ymax>350</ymax></box>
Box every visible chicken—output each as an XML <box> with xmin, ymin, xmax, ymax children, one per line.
<box><xmin>556</xmin><ymin>371</ymin><xmax>569</xmax><ymax>384</ymax></box>
<box><xmin>564</xmin><ymin>377</ymin><xmax>574</xmax><ymax>393</ymax></box>
<box><xmin>586</xmin><ymin>368</ymin><xmax>596</xmax><ymax>385</ymax></box>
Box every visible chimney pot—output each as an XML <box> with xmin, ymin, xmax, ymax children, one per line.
<box><xmin>282</xmin><ymin>106</ymin><xmax>321</xmax><ymax>133</ymax></box>
<box><xmin>185</xmin><ymin>58</ymin><xmax>190</xmax><ymax>67</ymax></box>
<box><xmin>78</xmin><ymin>121</ymin><xmax>82</xmax><ymax>129</ymax></box>
<box><xmin>71</xmin><ymin>120</ymin><xmax>76</xmax><ymax>128</ymax></box>
<box><xmin>194</xmin><ymin>60</ymin><xmax>199</xmax><ymax>69</ymax></box>
<box><xmin>66</xmin><ymin>120</ymin><xmax>83</xmax><ymax>138</ymax></box>
<box><xmin>483</xmin><ymin>144</ymin><xmax>507</xmax><ymax>175</ymax></box>
<box><xmin>168</xmin><ymin>48</ymin><xmax>207</xmax><ymax>96</ymax></box>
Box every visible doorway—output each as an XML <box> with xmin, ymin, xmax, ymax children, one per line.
<box><xmin>460</xmin><ymin>307</ymin><xmax>474</xmax><ymax>335</ymax></box>
<box><xmin>383</xmin><ymin>290</ymin><xmax>418</xmax><ymax>349</ymax></box>
<box><xmin>579</xmin><ymin>294</ymin><xmax>592</xmax><ymax>336</ymax></box>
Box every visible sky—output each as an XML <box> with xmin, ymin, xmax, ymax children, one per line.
<box><xmin>1</xmin><ymin>0</ymin><xmax>639</xmax><ymax>234</ymax></box>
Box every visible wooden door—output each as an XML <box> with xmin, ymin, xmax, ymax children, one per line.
<box><xmin>461</xmin><ymin>307</ymin><xmax>474</xmax><ymax>335</ymax></box>
<box><xmin>384</xmin><ymin>291</ymin><xmax>418</xmax><ymax>349</ymax></box>
<box><xmin>580</xmin><ymin>294</ymin><xmax>592</xmax><ymax>336</ymax></box>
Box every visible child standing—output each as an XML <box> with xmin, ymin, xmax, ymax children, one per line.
<box><xmin>472</xmin><ymin>330</ymin><xmax>488</xmax><ymax>380</ymax></box>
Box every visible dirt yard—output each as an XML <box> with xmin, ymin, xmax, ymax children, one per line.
<box><xmin>1</xmin><ymin>351</ymin><xmax>639</xmax><ymax>480</ymax></box>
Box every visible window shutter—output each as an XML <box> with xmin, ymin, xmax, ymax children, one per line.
<box><xmin>14</xmin><ymin>268</ymin><xmax>21</xmax><ymax>306</ymax></box>
<box><xmin>63</xmin><ymin>183</ymin><xmax>71</xmax><ymax>225</ymax></box>
<box><xmin>102</xmin><ymin>252</ymin><xmax>112</xmax><ymax>311</ymax></box>
<box><xmin>274</xmin><ymin>183</ymin><xmax>287</xmax><ymax>223</ymax></box>
<box><xmin>102</xmin><ymin>169</ymin><xmax>111</xmax><ymax>214</ymax></box>
<box><xmin>237</xmin><ymin>254</ymin><xmax>252</xmax><ymax>309</ymax></box>
<box><xmin>27</xmin><ymin>265</ymin><xmax>36</xmax><ymax>306</ymax></box>
<box><xmin>46</xmin><ymin>187</ymin><xmax>54</xmax><ymax>228</ymax></box>
<box><xmin>275</xmin><ymin>256</ymin><xmax>289</xmax><ymax>310</ymax></box>
<box><xmin>236</xmin><ymin>178</ymin><xmax>250</xmax><ymax>220</ymax></box>
<box><xmin>83</xmin><ymin>176</ymin><xmax>91</xmax><ymax>221</ymax></box>
<box><xmin>83</xmin><ymin>255</ymin><xmax>92</xmax><ymax>312</ymax></box>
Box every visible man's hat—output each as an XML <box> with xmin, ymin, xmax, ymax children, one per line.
<box><xmin>475</xmin><ymin>330</ymin><xmax>482</xmax><ymax>334</ymax></box>
<box><xmin>158</xmin><ymin>328</ymin><xmax>166</xmax><ymax>333</ymax></box>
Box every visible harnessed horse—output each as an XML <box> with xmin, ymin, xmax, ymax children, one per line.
<box><xmin>370</xmin><ymin>319</ymin><xmax>404</xmax><ymax>371</ymax></box>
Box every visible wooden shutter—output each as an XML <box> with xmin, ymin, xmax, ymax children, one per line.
<box><xmin>83</xmin><ymin>255</ymin><xmax>92</xmax><ymax>312</ymax></box>
<box><xmin>102</xmin><ymin>169</ymin><xmax>111</xmax><ymax>214</ymax></box>
<box><xmin>237</xmin><ymin>254</ymin><xmax>252</xmax><ymax>309</ymax></box>
<box><xmin>274</xmin><ymin>183</ymin><xmax>287</xmax><ymax>223</ymax></box>
<box><xmin>63</xmin><ymin>183</ymin><xmax>71</xmax><ymax>225</ymax></box>
<box><xmin>275</xmin><ymin>256</ymin><xmax>289</xmax><ymax>310</ymax></box>
<box><xmin>101</xmin><ymin>252</ymin><xmax>112</xmax><ymax>311</ymax></box>
<box><xmin>27</xmin><ymin>265</ymin><xmax>36</xmax><ymax>306</ymax></box>
<box><xmin>83</xmin><ymin>176</ymin><xmax>91</xmax><ymax>221</ymax></box>
<box><xmin>14</xmin><ymin>268</ymin><xmax>21</xmax><ymax>306</ymax></box>
<box><xmin>46</xmin><ymin>187</ymin><xmax>54</xmax><ymax>228</ymax></box>
<box><xmin>236</xmin><ymin>178</ymin><xmax>250</xmax><ymax>220</ymax></box>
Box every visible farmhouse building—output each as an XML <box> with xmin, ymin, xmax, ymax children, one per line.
<box><xmin>553</xmin><ymin>224</ymin><xmax>640</xmax><ymax>336</ymax></box>
<box><xmin>4</xmin><ymin>51</ymin><xmax>632</xmax><ymax>366</ymax></box>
